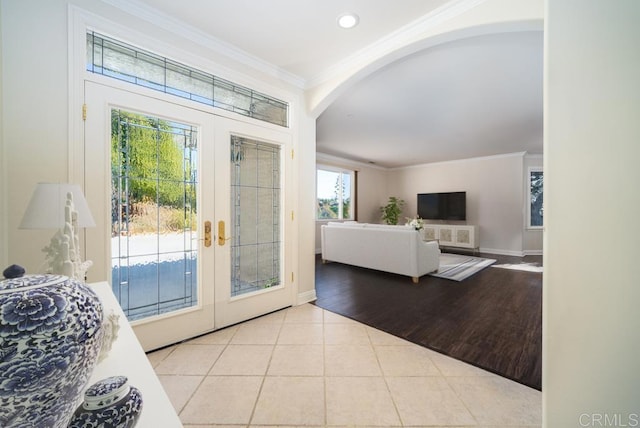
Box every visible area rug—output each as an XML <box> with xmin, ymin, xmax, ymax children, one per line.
<box><xmin>429</xmin><ymin>253</ymin><xmax>496</xmax><ymax>281</ymax></box>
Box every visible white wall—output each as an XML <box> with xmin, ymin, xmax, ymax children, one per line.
<box><xmin>544</xmin><ymin>0</ymin><xmax>640</xmax><ymax>425</ymax></box>
<box><xmin>296</xmin><ymin>114</ymin><xmax>318</xmax><ymax>302</ymax></box>
<box><xmin>0</xmin><ymin>1</ymin><xmax>6</xmax><ymax>268</ymax></box>
<box><xmin>2</xmin><ymin>0</ymin><xmax>70</xmax><ymax>272</ymax></box>
<box><xmin>388</xmin><ymin>153</ymin><xmax>526</xmax><ymax>255</ymax></box>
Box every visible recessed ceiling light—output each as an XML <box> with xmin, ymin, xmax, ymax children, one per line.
<box><xmin>337</xmin><ymin>12</ymin><xmax>359</xmax><ymax>29</ymax></box>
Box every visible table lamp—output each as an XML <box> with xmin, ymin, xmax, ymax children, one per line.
<box><xmin>19</xmin><ymin>183</ymin><xmax>96</xmax><ymax>280</ymax></box>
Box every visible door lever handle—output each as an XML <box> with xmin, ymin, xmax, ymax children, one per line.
<box><xmin>204</xmin><ymin>221</ymin><xmax>212</xmax><ymax>247</ymax></box>
<box><xmin>218</xmin><ymin>220</ymin><xmax>231</xmax><ymax>246</ymax></box>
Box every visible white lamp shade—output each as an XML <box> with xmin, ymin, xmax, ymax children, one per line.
<box><xmin>19</xmin><ymin>183</ymin><xmax>96</xmax><ymax>229</ymax></box>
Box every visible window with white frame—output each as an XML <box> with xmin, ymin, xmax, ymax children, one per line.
<box><xmin>316</xmin><ymin>166</ymin><xmax>355</xmax><ymax>220</ymax></box>
<box><xmin>528</xmin><ymin>168</ymin><xmax>544</xmax><ymax>228</ymax></box>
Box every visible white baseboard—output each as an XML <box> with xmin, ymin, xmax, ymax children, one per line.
<box><xmin>523</xmin><ymin>250</ymin><xmax>543</xmax><ymax>256</ymax></box>
<box><xmin>479</xmin><ymin>248</ymin><xmax>543</xmax><ymax>257</ymax></box>
<box><xmin>297</xmin><ymin>289</ymin><xmax>317</xmax><ymax>305</ymax></box>
<box><xmin>479</xmin><ymin>247</ymin><xmax>526</xmax><ymax>257</ymax></box>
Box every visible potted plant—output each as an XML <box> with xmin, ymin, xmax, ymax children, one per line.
<box><xmin>380</xmin><ymin>196</ymin><xmax>405</xmax><ymax>225</ymax></box>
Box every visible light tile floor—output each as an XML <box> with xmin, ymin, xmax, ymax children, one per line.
<box><xmin>148</xmin><ymin>304</ymin><xmax>541</xmax><ymax>428</ymax></box>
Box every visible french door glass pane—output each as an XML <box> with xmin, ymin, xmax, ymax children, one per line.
<box><xmin>230</xmin><ymin>136</ymin><xmax>281</xmax><ymax>297</ymax></box>
<box><xmin>111</xmin><ymin>109</ymin><xmax>198</xmax><ymax>320</ymax></box>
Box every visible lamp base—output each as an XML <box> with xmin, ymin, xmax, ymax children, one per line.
<box><xmin>40</xmin><ymin>191</ymin><xmax>93</xmax><ymax>281</ymax></box>
<box><xmin>42</xmin><ymin>230</ymin><xmax>93</xmax><ymax>281</ymax></box>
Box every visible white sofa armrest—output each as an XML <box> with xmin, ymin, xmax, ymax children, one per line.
<box><xmin>418</xmin><ymin>240</ymin><xmax>441</xmax><ymax>275</ymax></box>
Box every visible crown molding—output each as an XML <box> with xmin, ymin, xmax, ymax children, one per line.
<box><xmin>316</xmin><ymin>152</ymin><xmax>388</xmax><ymax>171</ymax></box>
<box><xmin>99</xmin><ymin>0</ymin><xmax>306</xmax><ymax>89</ymax></box>
<box><xmin>316</xmin><ymin>150</ymin><xmax>530</xmax><ymax>171</ymax></box>
<box><xmin>394</xmin><ymin>151</ymin><xmax>527</xmax><ymax>171</ymax></box>
<box><xmin>305</xmin><ymin>0</ymin><xmax>487</xmax><ymax>89</ymax></box>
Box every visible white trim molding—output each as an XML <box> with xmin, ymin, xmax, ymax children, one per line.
<box><xmin>523</xmin><ymin>250</ymin><xmax>543</xmax><ymax>256</ymax></box>
<box><xmin>297</xmin><ymin>290</ymin><xmax>317</xmax><ymax>305</ymax></box>
<box><xmin>395</xmin><ymin>151</ymin><xmax>527</xmax><ymax>171</ymax></box>
<box><xmin>316</xmin><ymin>152</ymin><xmax>387</xmax><ymax>171</ymax></box>
<box><xmin>479</xmin><ymin>247</ymin><xmax>525</xmax><ymax>257</ymax></box>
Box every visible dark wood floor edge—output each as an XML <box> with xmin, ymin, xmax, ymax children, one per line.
<box><xmin>312</xmin><ymin>301</ymin><xmax>542</xmax><ymax>392</ymax></box>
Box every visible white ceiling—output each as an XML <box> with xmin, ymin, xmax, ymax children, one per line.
<box><xmin>127</xmin><ymin>0</ymin><xmax>450</xmax><ymax>82</ymax></box>
<box><xmin>108</xmin><ymin>0</ymin><xmax>543</xmax><ymax>168</ymax></box>
<box><xmin>317</xmin><ymin>31</ymin><xmax>543</xmax><ymax>167</ymax></box>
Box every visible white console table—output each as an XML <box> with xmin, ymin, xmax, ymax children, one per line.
<box><xmin>87</xmin><ymin>282</ymin><xmax>183</xmax><ymax>427</ymax></box>
<box><xmin>423</xmin><ymin>224</ymin><xmax>479</xmax><ymax>252</ymax></box>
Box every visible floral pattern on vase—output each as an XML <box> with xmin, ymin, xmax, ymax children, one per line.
<box><xmin>68</xmin><ymin>376</ymin><xmax>143</xmax><ymax>428</ymax></box>
<box><xmin>0</xmin><ymin>274</ymin><xmax>104</xmax><ymax>428</ymax></box>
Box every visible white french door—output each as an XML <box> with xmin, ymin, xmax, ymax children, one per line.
<box><xmin>213</xmin><ymin>116</ymin><xmax>293</xmax><ymax>329</ymax></box>
<box><xmin>85</xmin><ymin>82</ymin><xmax>216</xmax><ymax>349</ymax></box>
<box><xmin>84</xmin><ymin>81</ymin><xmax>292</xmax><ymax>350</ymax></box>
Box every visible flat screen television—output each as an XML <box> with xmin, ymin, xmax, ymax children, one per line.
<box><xmin>417</xmin><ymin>192</ymin><xmax>466</xmax><ymax>221</ymax></box>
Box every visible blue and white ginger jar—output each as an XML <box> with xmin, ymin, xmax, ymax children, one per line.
<box><xmin>68</xmin><ymin>376</ymin><xmax>143</xmax><ymax>428</ymax></box>
<box><xmin>0</xmin><ymin>274</ymin><xmax>104</xmax><ymax>427</ymax></box>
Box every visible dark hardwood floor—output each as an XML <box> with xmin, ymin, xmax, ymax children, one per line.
<box><xmin>313</xmin><ymin>250</ymin><xmax>543</xmax><ymax>390</ymax></box>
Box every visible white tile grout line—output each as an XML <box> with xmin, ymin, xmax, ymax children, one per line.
<box><xmin>322</xmin><ymin>307</ymin><xmax>328</xmax><ymax>427</ymax></box>
<box><xmin>367</xmin><ymin>322</ymin><xmax>406</xmax><ymax>426</ymax></box>
<box><xmin>150</xmin><ymin>304</ymin><xmax>540</xmax><ymax>427</ymax></box>
<box><xmin>180</xmin><ymin>325</ymin><xmax>235</xmax><ymax>421</ymax></box>
<box><xmin>246</xmin><ymin>310</ymin><xmax>284</xmax><ymax>427</ymax></box>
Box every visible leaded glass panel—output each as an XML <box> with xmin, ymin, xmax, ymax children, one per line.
<box><xmin>87</xmin><ymin>32</ymin><xmax>288</xmax><ymax>127</ymax></box>
<box><xmin>111</xmin><ymin>109</ymin><xmax>198</xmax><ymax>320</ymax></box>
<box><xmin>230</xmin><ymin>136</ymin><xmax>281</xmax><ymax>297</ymax></box>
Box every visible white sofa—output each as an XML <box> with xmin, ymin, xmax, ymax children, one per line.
<box><xmin>320</xmin><ymin>222</ymin><xmax>440</xmax><ymax>283</ymax></box>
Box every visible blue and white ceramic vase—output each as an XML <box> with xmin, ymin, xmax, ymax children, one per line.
<box><xmin>0</xmin><ymin>274</ymin><xmax>104</xmax><ymax>427</ymax></box>
<box><xmin>68</xmin><ymin>376</ymin><xmax>143</xmax><ymax>428</ymax></box>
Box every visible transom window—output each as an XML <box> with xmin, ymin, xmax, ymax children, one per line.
<box><xmin>316</xmin><ymin>166</ymin><xmax>355</xmax><ymax>220</ymax></box>
<box><xmin>86</xmin><ymin>32</ymin><xmax>288</xmax><ymax>127</ymax></box>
